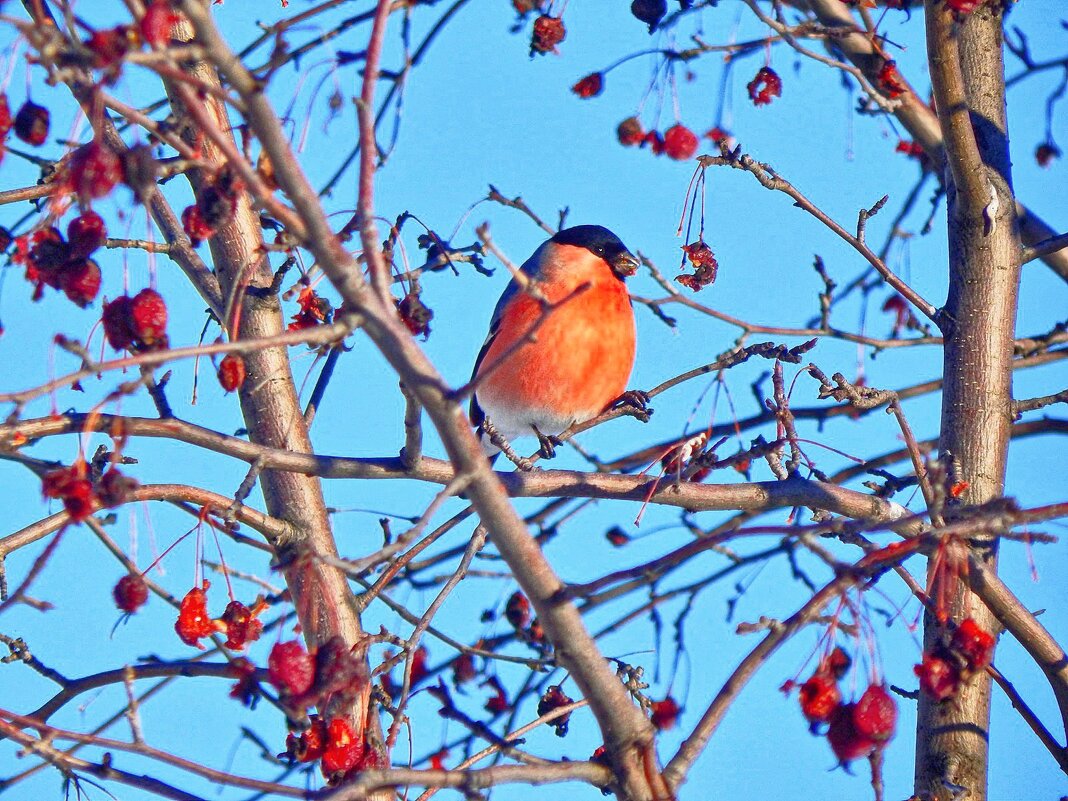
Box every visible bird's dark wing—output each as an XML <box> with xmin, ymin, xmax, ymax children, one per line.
<box><xmin>469</xmin><ymin>243</ymin><xmax>547</xmax><ymax>428</ymax></box>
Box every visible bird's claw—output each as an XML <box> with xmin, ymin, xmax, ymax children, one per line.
<box><xmin>532</xmin><ymin>427</ymin><xmax>562</xmax><ymax>460</ymax></box>
<box><xmin>616</xmin><ymin>389</ymin><xmax>652</xmax><ymax>422</ymax></box>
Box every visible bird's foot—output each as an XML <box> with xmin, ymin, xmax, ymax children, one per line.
<box><xmin>532</xmin><ymin>426</ymin><xmax>562</xmax><ymax>460</ymax></box>
<box><xmin>616</xmin><ymin>389</ymin><xmax>653</xmax><ymax>422</ymax></box>
<box><xmin>482</xmin><ymin>417</ymin><xmax>536</xmax><ymax>471</ymax></box>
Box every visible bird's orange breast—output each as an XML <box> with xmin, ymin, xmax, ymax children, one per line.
<box><xmin>475</xmin><ymin>259</ymin><xmax>636</xmax><ymax>431</ymax></box>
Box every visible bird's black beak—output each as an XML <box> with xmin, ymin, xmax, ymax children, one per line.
<box><xmin>611</xmin><ymin>251</ymin><xmax>640</xmax><ymax>279</ymax></box>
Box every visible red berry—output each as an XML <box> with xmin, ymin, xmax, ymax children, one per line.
<box><xmin>483</xmin><ymin>677</ymin><xmax>509</xmax><ymax>715</ymax></box>
<box><xmin>704</xmin><ymin>126</ymin><xmax>732</xmax><ymax>147</ymax></box>
<box><xmin>530</xmin><ymin>15</ymin><xmax>565</xmax><ymax>55</ymax></box>
<box><xmin>113</xmin><ymin>573</ymin><xmax>149</xmax><ymax>613</ymax></box>
<box><xmin>219</xmin><ymin>599</ymin><xmax>265</xmax><ymax>650</ymax></box>
<box><xmin>321</xmin><ymin>717</ymin><xmax>363</xmax><ymax>777</ymax></box>
<box><xmin>914</xmin><ymin>651</ymin><xmax>960</xmax><ymax>701</ymax></box>
<box><xmin>0</xmin><ymin>94</ymin><xmax>11</xmax><ymax>136</ymax></box>
<box><xmin>14</xmin><ymin>101</ymin><xmax>49</xmax><ymax>146</ymax></box>
<box><xmin>67</xmin><ymin>211</ymin><xmax>107</xmax><ymax>259</ymax></box>
<box><xmin>946</xmin><ymin>0</ymin><xmax>981</xmax><ymax>13</ymax></box>
<box><xmin>649</xmin><ymin>696</ymin><xmax>680</xmax><ymax>730</ymax></box>
<box><xmin>174</xmin><ymin>582</ymin><xmax>217</xmax><ymax>648</ymax></box>
<box><xmin>60</xmin><ymin>259</ymin><xmax>101</xmax><ymax>307</ymax></box>
<box><xmin>396</xmin><ymin>291</ymin><xmax>433</xmax><ymax>337</ymax></box>
<box><xmin>876</xmin><ymin>60</ymin><xmax>908</xmax><ymax>99</ymax></box>
<box><xmin>102</xmin><ymin>295</ymin><xmax>135</xmax><ymax>350</ymax></box>
<box><xmin>1035</xmin><ymin>142</ymin><xmax>1060</xmax><ymax>168</ymax></box>
<box><xmin>452</xmin><ymin>652</ymin><xmax>477</xmax><ymax>685</ymax></box>
<box><xmin>798</xmin><ymin>672</ymin><xmax>841</xmax><ymax>724</ymax></box>
<box><xmin>285</xmin><ymin>715</ymin><xmax>327</xmax><ymax>763</ymax></box>
<box><xmin>86</xmin><ymin>26</ymin><xmax>135</xmax><ymax>74</ymax></box>
<box><xmin>141</xmin><ymin>0</ymin><xmax>181</xmax><ymax>48</ymax></box>
<box><xmin>896</xmin><ymin>140</ymin><xmax>925</xmax><ymax>159</ymax></box>
<box><xmin>747</xmin><ymin>67</ymin><xmax>782</xmax><ymax>106</ymax></box>
<box><xmin>182</xmin><ymin>203</ymin><xmax>216</xmax><ymax>244</ymax></box>
<box><xmin>826</xmin><ymin>703</ymin><xmax>876</xmax><ymax>764</ymax></box>
<box><xmin>538</xmin><ymin>684</ymin><xmax>575</xmax><ymax>736</ymax></box>
<box><xmin>409</xmin><ymin>644</ymin><xmax>430</xmax><ymax>686</ymax></box>
<box><xmin>288</xmin><ymin>286</ymin><xmax>332</xmax><ymax>330</ymax></box>
<box><xmin>41</xmin><ymin>465</ymin><xmax>96</xmax><ymax>522</ymax></box>
<box><xmin>617</xmin><ymin>116</ymin><xmax>645</xmax><ymax>147</ymax></box>
<box><xmin>97</xmin><ymin>467</ymin><xmax>138</xmax><ymax>507</ymax></box>
<box><xmin>217</xmin><ymin>353</ymin><xmax>247</xmax><ymax>393</ymax></box>
<box><xmin>571</xmin><ymin>73</ymin><xmax>604</xmax><ymax>99</ymax></box>
<box><xmin>605</xmin><ymin>526</ymin><xmax>630</xmax><ymax>546</ymax></box>
<box><xmin>268</xmin><ymin>640</ymin><xmax>315</xmax><ymax>696</ymax></box>
<box><xmin>824</xmin><ymin>647</ymin><xmax>852</xmax><ymax>680</ymax></box>
<box><xmin>644</xmin><ymin>130</ymin><xmax>666</xmax><ymax>155</ymax></box>
<box><xmin>505</xmin><ymin>591</ymin><xmax>531</xmax><ymax>629</ymax></box>
<box><xmin>68</xmin><ymin>141</ymin><xmax>123</xmax><ymax>202</ymax></box>
<box><xmin>952</xmin><ymin>618</ymin><xmax>995</xmax><ymax>672</ymax></box>
<box><xmin>663</xmin><ymin>124</ymin><xmax>698</xmax><ymax>161</ymax></box>
<box><xmin>128</xmin><ymin>288</ymin><xmax>168</xmax><ymax>346</ymax></box>
<box><xmin>853</xmin><ymin>684</ymin><xmax>897</xmax><ymax>742</ymax></box>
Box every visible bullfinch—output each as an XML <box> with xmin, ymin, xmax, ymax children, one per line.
<box><xmin>470</xmin><ymin>224</ymin><xmax>643</xmax><ymax>459</ymax></box>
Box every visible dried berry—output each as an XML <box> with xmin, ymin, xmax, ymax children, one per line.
<box><xmin>409</xmin><ymin>644</ymin><xmax>430</xmax><ymax>686</ymax></box>
<box><xmin>538</xmin><ymin>684</ymin><xmax>574</xmax><ymax>736</ymax></box>
<box><xmin>530</xmin><ymin>15</ymin><xmax>565</xmax><ymax>56</ymax></box>
<box><xmin>60</xmin><ymin>259</ymin><xmax>101</xmax><ymax>307</ymax></box>
<box><xmin>219</xmin><ymin>599</ymin><xmax>265</xmax><ymax>650</ymax></box>
<box><xmin>113</xmin><ymin>573</ymin><xmax>148</xmax><ymax>613</ymax></box>
<box><xmin>631</xmin><ymin>0</ymin><xmax>667</xmax><ymax>32</ymax></box>
<box><xmin>217</xmin><ymin>353</ymin><xmax>247</xmax><ymax>393</ymax></box>
<box><xmin>97</xmin><ymin>467</ymin><xmax>138</xmax><ymax>507</ymax></box>
<box><xmin>663</xmin><ymin>124</ymin><xmax>698</xmax><ymax>161</ymax></box>
<box><xmin>914</xmin><ymin>650</ymin><xmax>960</xmax><ymax>702</ymax></box>
<box><xmin>285</xmin><ymin>715</ymin><xmax>327</xmax><ymax>763</ymax></box>
<box><xmin>826</xmin><ymin>703</ymin><xmax>876</xmax><ymax>764</ymax></box>
<box><xmin>571</xmin><ymin>73</ymin><xmax>604</xmax><ymax>99</ymax></box>
<box><xmin>452</xmin><ymin>652</ymin><xmax>477</xmax><ymax>685</ymax></box>
<box><xmin>1035</xmin><ymin>142</ymin><xmax>1060</xmax><ymax>168</ymax></box>
<box><xmin>649</xmin><ymin>696</ymin><xmax>680</xmax><ymax>730</ymax></box>
<box><xmin>876</xmin><ymin>60</ymin><xmax>908</xmax><ymax>99</ymax></box>
<box><xmin>747</xmin><ymin>67</ymin><xmax>782</xmax><ymax>106</ymax></box>
<box><xmin>174</xmin><ymin>582</ymin><xmax>218</xmax><ymax>647</ymax></box>
<box><xmin>952</xmin><ymin>618</ymin><xmax>994</xmax><ymax>673</ymax></box>
<box><xmin>288</xmin><ymin>286</ymin><xmax>332</xmax><ymax>330</ymax></box>
<box><xmin>824</xmin><ymin>647</ymin><xmax>852</xmax><ymax>680</ymax></box>
<box><xmin>182</xmin><ymin>203</ymin><xmax>216</xmax><ymax>244</ymax></box>
<box><xmin>677</xmin><ymin>240</ymin><xmax>718</xmax><ymax>292</ymax></box>
<box><xmin>896</xmin><ymin>139</ymin><xmax>925</xmax><ymax>160</ymax></box>
<box><xmin>102</xmin><ymin>295</ymin><xmax>136</xmax><ymax>350</ymax></box>
<box><xmin>14</xmin><ymin>101</ymin><xmax>49</xmax><ymax>146</ymax></box>
<box><xmin>704</xmin><ymin>126</ymin><xmax>732</xmax><ymax>147</ymax></box>
<box><xmin>321</xmin><ymin>717</ymin><xmax>363</xmax><ymax>778</ymax></box>
<box><xmin>853</xmin><ymin>684</ymin><xmax>897</xmax><ymax>742</ymax></box>
<box><xmin>128</xmin><ymin>288</ymin><xmax>168</xmax><ymax>346</ymax></box>
<box><xmin>483</xmin><ymin>676</ymin><xmax>509</xmax><ymax>715</ymax></box>
<box><xmin>644</xmin><ymin>130</ymin><xmax>665</xmax><ymax>155</ymax></box>
<box><xmin>67</xmin><ymin>211</ymin><xmax>107</xmax><ymax>260</ymax></box>
<box><xmin>268</xmin><ymin>641</ymin><xmax>316</xmax><ymax>696</ymax></box>
<box><xmin>86</xmin><ymin>26</ymin><xmax>136</xmax><ymax>77</ymax></box>
<box><xmin>605</xmin><ymin>526</ymin><xmax>630</xmax><ymax>547</ymax></box>
<box><xmin>505</xmin><ymin>591</ymin><xmax>531</xmax><ymax>629</ymax></box>
<box><xmin>41</xmin><ymin>465</ymin><xmax>96</xmax><ymax>522</ymax></box>
<box><xmin>396</xmin><ymin>291</ymin><xmax>433</xmax><ymax>338</ymax></box>
<box><xmin>617</xmin><ymin>116</ymin><xmax>645</xmax><ymax>147</ymax></box>
<box><xmin>798</xmin><ymin>672</ymin><xmax>841</xmax><ymax>724</ymax></box>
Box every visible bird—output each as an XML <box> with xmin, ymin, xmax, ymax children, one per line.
<box><xmin>470</xmin><ymin>224</ymin><xmax>647</xmax><ymax>463</ymax></box>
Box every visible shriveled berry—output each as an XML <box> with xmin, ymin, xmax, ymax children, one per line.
<box><xmin>571</xmin><ymin>73</ymin><xmax>604</xmax><ymax>99</ymax></box>
<box><xmin>268</xmin><ymin>640</ymin><xmax>315</xmax><ymax>696</ymax></box>
<box><xmin>396</xmin><ymin>291</ymin><xmax>433</xmax><ymax>337</ymax></box>
<box><xmin>914</xmin><ymin>650</ymin><xmax>960</xmax><ymax>701</ymax></box>
<box><xmin>663</xmin><ymin>124</ymin><xmax>698</xmax><ymax>161</ymax></box>
<box><xmin>650</xmin><ymin>696</ymin><xmax>680</xmax><ymax>730</ymax></box>
<box><xmin>103</xmin><ymin>296</ymin><xmax>135</xmax><ymax>350</ymax></box>
<box><xmin>97</xmin><ymin>467</ymin><xmax>138</xmax><ymax>507</ymax></box>
<box><xmin>321</xmin><ymin>717</ymin><xmax>363</xmax><ymax>778</ymax></box>
<box><xmin>60</xmin><ymin>259</ymin><xmax>101</xmax><ymax>307</ymax></box>
<box><xmin>530</xmin><ymin>15</ymin><xmax>565</xmax><ymax>55</ymax></box>
<box><xmin>505</xmin><ymin>591</ymin><xmax>531</xmax><ymax>629</ymax></box>
<box><xmin>41</xmin><ymin>465</ymin><xmax>96</xmax><ymax>522</ymax></box>
<box><xmin>217</xmin><ymin>354</ymin><xmax>247</xmax><ymax>393</ymax></box>
<box><xmin>826</xmin><ymin>703</ymin><xmax>876</xmax><ymax>764</ymax></box>
<box><xmin>174</xmin><ymin>582</ymin><xmax>218</xmax><ymax>647</ymax></box>
<box><xmin>14</xmin><ymin>101</ymin><xmax>49</xmax><ymax>146</ymax></box>
<box><xmin>1035</xmin><ymin>142</ymin><xmax>1060</xmax><ymax>167</ymax></box>
<box><xmin>220</xmin><ymin>599</ymin><xmax>265</xmax><ymax>650</ymax></box>
<box><xmin>631</xmin><ymin>0</ymin><xmax>667</xmax><ymax>32</ymax></box>
<box><xmin>538</xmin><ymin>684</ymin><xmax>575</xmax><ymax>736</ymax></box>
<box><xmin>617</xmin><ymin>116</ymin><xmax>645</xmax><ymax>147</ymax></box>
<box><xmin>799</xmin><ymin>672</ymin><xmax>840</xmax><ymax>724</ymax></box>
<box><xmin>182</xmin><ymin>203</ymin><xmax>215</xmax><ymax>243</ymax></box>
<box><xmin>113</xmin><ymin>573</ymin><xmax>148</xmax><ymax>613</ymax></box>
<box><xmin>747</xmin><ymin>67</ymin><xmax>782</xmax><ymax>106</ymax></box>
<box><xmin>876</xmin><ymin>60</ymin><xmax>907</xmax><ymax>99</ymax></box>
<box><xmin>452</xmin><ymin>652</ymin><xmax>477</xmax><ymax>685</ymax></box>
<box><xmin>285</xmin><ymin>715</ymin><xmax>327</xmax><ymax>763</ymax></box>
<box><xmin>67</xmin><ymin>211</ymin><xmax>107</xmax><ymax>259</ymax></box>
<box><xmin>853</xmin><ymin>684</ymin><xmax>897</xmax><ymax>742</ymax></box>
<box><xmin>952</xmin><ymin>618</ymin><xmax>995</xmax><ymax>672</ymax></box>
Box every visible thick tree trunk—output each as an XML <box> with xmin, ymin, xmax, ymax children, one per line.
<box><xmin>917</xmin><ymin>4</ymin><xmax>1022</xmax><ymax>799</ymax></box>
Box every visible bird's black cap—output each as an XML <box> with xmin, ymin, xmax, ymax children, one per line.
<box><xmin>551</xmin><ymin>225</ymin><xmax>639</xmax><ymax>278</ymax></box>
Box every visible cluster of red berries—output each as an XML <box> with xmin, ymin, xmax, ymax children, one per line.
<box><xmin>530</xmin><ymin>14</ymin><xmax>565</xmax><ymax>56</ymax></box>
<box><xmin>914</xmin><ymin>617</ymin><xmax>994</xmax><ymax>702</ymax></box>
<box><xmin>616</xmin><ymin>118</ymin><xmax>699</xmax><ymax>161</ymax></box>
<box><xmin>13</xmin><ymin>213</ymin><xmax>107</xmax><ymax>305</ymax></box>
<box><xmin>103</xmin><ymin>288</ymin><xmax>169</xmax><ymax>351</ymax></box>
<box><xmin>787</xmin><ymin>648</ymin><xmax>897</xmax><ymax>767</ymax></box>
<box><xmin>174</xmin><ymin>580</ymin><xmax>266</xmax><ymax>650</ymax></box>
<box><xmin>284</xmin><ymin>715</ymin><xmax>383</xmax><ymax>782</ymax></box>
<box><xmin>42</xmin><ymin>464</ymin><xmax>138</xmax><ymax>523</ymax></box>
<box><xmin>747</xmin><ymin>67</ymin><xmax>782</xmax><ymax>106</ymax></box>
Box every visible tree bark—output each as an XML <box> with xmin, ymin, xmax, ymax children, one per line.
<box><xmin>917</xmin><ymin>4</ymin><xmax>1022</xmax><ymax>799</ymax></box>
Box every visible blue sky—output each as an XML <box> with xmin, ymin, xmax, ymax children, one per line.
<box><xmin>1</xmin><ymin>2</ymin><xmax>1066</xmax><ymax>799</ymax></box>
